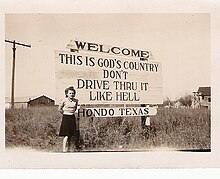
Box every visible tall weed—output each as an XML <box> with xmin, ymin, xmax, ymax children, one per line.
<box><xmin>5</xmin><ymin>107</ymin><xmax>211</xmax><ymax>152</ymax></box>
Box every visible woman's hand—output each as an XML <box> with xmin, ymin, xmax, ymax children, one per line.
<box><xmin>58</xmin><ymin>109</ymin><xmax>63</xmax><ymax>114</ymax></box>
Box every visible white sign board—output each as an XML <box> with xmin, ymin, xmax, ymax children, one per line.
<box><xmin>66</xmin><ymin>40</ymin><xmax>152</xmax><ymax>60</ymax></box>
<box><xmin>77</xmin><ymin>106</ymin><xmax>157</xmax><ymax>118</ymax></box>
<box><xmin>55</xmin><ymin>50</ymin><xmax>162</xmax><ymax>105</ymax></box>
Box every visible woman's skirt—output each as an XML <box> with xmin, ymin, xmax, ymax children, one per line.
<box><xmin>59</xmin><ymin>114</ymin><xmax>77</xmax><ymax>137</ymax></box>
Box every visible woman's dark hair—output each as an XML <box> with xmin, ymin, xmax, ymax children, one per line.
<box><xmin>65</xmin><ymin>86</ymin><xmax>76</xmax><ymax>97</ymax></box>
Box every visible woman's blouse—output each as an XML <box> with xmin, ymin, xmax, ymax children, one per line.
<box><xmin>59</xmin><ymin>97</ymin><xmax>78</xmax><ymax>115</ymax></box>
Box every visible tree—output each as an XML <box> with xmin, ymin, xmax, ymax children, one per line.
<box><xmin>179</xmin><ymin>95</ymin><xmax>192</xmax><ymax>107</ymax></box>
<box><xmin>163</xmin><ymin>97</ymin><xmax>174</xmax><ymax>107</ymax></box>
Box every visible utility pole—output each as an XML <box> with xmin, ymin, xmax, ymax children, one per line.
<box><xmin>5</xmin><ymin>39</ymin><xmax>31</xmax><ymax>109</ymax></box>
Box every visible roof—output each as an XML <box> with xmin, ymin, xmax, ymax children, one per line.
<box><xmin>175</xmin><ymin>101</ymin><xmax>182</xmax><ymax>106</ymax></box>
<box><xmin>198</xmin><ymin>87</ymin><xmax>211</xmax><ymax>96</ymax></box>
<box><xmin>29</xmin><ymin>95</ymin><xmax>54</xmax><ymax>102</ymax></box>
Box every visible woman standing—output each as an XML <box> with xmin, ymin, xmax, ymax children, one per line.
<box><xmin>58</xmin><ymin>86</ymin><xmax>78</xmax><ymax>152</ymax></box>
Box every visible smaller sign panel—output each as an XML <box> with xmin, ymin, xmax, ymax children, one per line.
<box><xmin>76</xmin><ymin>106</ymin><xmax>157</xmax><ymax>117</ymax></box>
<box><xmin>66</xmin><ymin>40</ymin><xmax>151</xmax><ymax>60</ymax></box>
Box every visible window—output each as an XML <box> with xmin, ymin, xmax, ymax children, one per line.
<box><xmin>208</xmin><ymin>97</ymin><xmax>211</xmax><ymax>102</ymax></box>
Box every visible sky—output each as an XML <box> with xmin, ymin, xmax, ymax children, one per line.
<box><xmin>5</xmin><ymin>13</ymin><xmax>210</xmax><ymax>101</ymax></box>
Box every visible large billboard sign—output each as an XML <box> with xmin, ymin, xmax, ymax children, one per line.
<box><xmin>55</xmin><ymin>43</ymin><xmax>162</xmax><ymax>105</ymax></box>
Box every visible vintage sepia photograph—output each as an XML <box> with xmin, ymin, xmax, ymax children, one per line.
<box><xmin>4</xmin><ymin>13</ymin><xmax>211</xmax><ymax>155</ymax></box>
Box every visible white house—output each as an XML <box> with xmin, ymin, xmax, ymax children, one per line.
<box><xmin>192</xmin><ymin>87</ymin><xmax>211</xmax><ymax>109</ymax></box>
<box><xmin>174</xmin><ymin>101</ymin><xmax>183</xmax><ymax>108</ymax></box>
<box><xmin>5</xmin><ymin>96</ymin><xmax>30</xmax><ymax>109</ymax></box>
<box><xmin>198</xmin><ymin>87</ymin><xmax>211</xmax><ymax>109</ymax></box>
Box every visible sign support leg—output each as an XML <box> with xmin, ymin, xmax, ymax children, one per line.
<box><xmin>76</xmin><ymin>116</ymin><xmax>80</xmax><ymax>150</ymax></box>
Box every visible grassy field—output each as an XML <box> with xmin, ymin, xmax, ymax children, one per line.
<box><xmin>5</xmin><ymin>106</ymin><xmax>211</xmax><ymax>152</ymax></box>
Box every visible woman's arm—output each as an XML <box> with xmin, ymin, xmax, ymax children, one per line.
<box><xmin>58</xmin><ymin>100</ymin><xmax>65</xmax><ymax>114</ymax></box>
<box><xmin>74</xmin><ymin>98</ymin><xmax>79</xmax><ymax>112</ymax></box>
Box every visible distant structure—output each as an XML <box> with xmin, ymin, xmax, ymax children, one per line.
<box><xmin>5</xmin><ymin>96</ymin><xmax>29</xmax><ymax>109</ymax></box>
<box><xmin>192</xmin><ymin>87</ymin><xmax>211</xmax><ymax>109</ymax></box>
<box><xmin>5</xmin><ymin>95</ymin><xmax>55</xmax><ymax>109</ymax></box>
<box><xmin>28</xmin><ymin>95</ymin><xmax>55</xmax><ymax>107</ymax></box>
<box><xmin>174</xmin><ymin>101</ymin><xmax>183</xmax><ymax>108</ymax></box>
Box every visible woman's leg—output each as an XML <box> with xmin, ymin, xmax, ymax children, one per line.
<box><xmin>67</xmin><ymin>137</ymin><xmax>71</xmax><ymax>151</ymax></box>
<box><xmin>63</xmin><ymin>136</ymin><xmax>68</xmax><ymax>152</ymax></box>
<box><xmin>67</xmin><ymin>136</ymin><xmax>76</xmax><ymax>151</ymax></box>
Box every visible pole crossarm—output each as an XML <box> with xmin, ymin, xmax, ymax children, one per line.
<box><xmin>5</xmin><ymin>39</ymin><xmax>31</xmax><ymax>48</ymax></box>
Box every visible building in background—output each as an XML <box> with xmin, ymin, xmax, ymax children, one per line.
<box><xmin>5</xmin><ymin>96</ymin><xmax>29</xmax><ymax>109</ymax></box>
<box><xmin>5</xmin><ymin>95</ymin><xmax>55</xmax><ymax>108</ymax></box>
<box><xmin>174</xmin><ymin>101</ymin><xmax>184</xmax><ymax>108</ymax></box>
<box><xmin>28</xmin><ymin>95</ymin><xmax>55</xmax><ymax>107</ymax></box>
<box><xmin>192</xmin><ymin>87</ymin><xmax>211</xmax><ymax>109</ymax></box>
